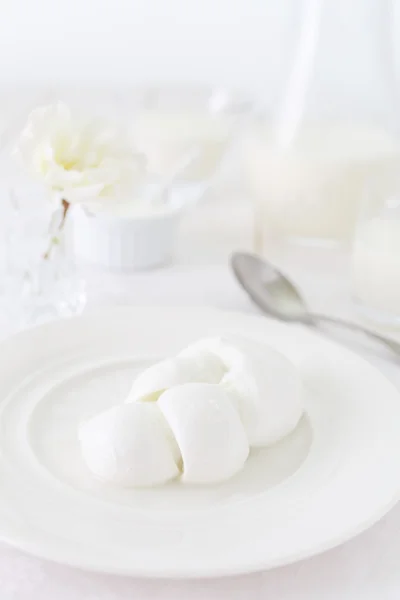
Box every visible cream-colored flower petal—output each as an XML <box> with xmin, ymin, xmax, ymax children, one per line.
<box><xmin>14</xmin><ymin>102</ymin><xmax>146</xmax><ymax>206</ymax></box>
<box><xmin>23</xmin><ymin>103</ymin><xmax>72</xmax><ymax>144</ymax></box>
<box><xmin>43</xmin><ymin>163</ymin><xmax>85</xmax><ymax>188</ymax></box>
<box><xmin>65</xmin><ymin>183</ymin><xmax>107</xmax><ymax>202</ymax></box>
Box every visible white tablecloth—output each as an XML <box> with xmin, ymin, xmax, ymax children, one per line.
<box><xmin>2</xmin><ymin>192</ymin><xmax>400</xmax><ymax>600</ymax></box>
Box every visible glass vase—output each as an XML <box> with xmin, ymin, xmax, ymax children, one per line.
<box><xmin>352</xmin><ymin>173</ymin><xmax>400</xmax><ymax>326</ymax></box>
<box><xmin>0</xmin><ymin>190</ymin><xmax>86</xmax><ymax>331</ymax></box>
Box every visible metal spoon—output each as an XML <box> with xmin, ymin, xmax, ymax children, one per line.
<box><xmin>231</xmin><ymin>252</ymin><xmax>400</xmax><ymax>356</ymax></box>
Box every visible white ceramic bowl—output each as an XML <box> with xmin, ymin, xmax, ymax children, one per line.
<box><xmin>72</xmin><ymin>205</ymin><xmax>182</xmax><ymax>270</ymax></box>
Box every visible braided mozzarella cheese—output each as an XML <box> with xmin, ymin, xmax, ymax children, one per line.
<box><xmin>79</xmin><ymin>336</ymin><xmax>303</xmax><ymax>487</ymax></box>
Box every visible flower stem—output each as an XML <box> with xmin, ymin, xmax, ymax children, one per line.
<box><xmin>43</xmin><ymin>199</ymin><xmax>70</xmax><ymax>260</ymax></box>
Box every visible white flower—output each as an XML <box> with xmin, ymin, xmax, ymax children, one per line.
<box><xmin>14</xmin><ymin>103</ymin><xmax>146</xmax><ymax>208</ymax></box>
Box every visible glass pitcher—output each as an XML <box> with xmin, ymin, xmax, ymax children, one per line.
<box><xmin>242</xmin><ymin>0</ymin><xmax>400</xmax><ymax>253</ymax></box>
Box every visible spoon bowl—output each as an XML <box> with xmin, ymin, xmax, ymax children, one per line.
<box><xmin>231</xmin><ymin>252</ymin><xmax>312</xmax><ymax>323</ymax></box>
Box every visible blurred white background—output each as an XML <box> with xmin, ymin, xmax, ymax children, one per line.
<box><xmin>0</xmin><ymin>0</ymin><xmax>399</xmax><ymax>112</ymax></box>
<box><xmin>0</xmin><ymin>0</ymin><xmax>291</xmax><ymax>91</ymax></box>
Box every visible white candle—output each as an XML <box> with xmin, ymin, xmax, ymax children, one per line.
<box><xmin>352</xmin><ymin>217</ymin><xmax>400</xmax><ymax>315</ymax></box>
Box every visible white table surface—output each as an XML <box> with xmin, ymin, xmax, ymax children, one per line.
<box><xmin>2</xmin><ymin>190</ymin><xmax>400</xmax><ymax>600</ymax></box>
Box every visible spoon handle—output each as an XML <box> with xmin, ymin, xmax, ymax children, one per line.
<box><xmin>311</xmin><ymin>313</ymin><xmax>400</xmax><ymax>355</ymax></box>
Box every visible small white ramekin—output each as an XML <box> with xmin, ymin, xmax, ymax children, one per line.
<box><xmin>72</xmin><ymin>205</ymin><xmax>183</xmax><ymax>270</ymax></box>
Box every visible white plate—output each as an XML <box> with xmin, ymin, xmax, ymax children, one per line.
<box><xmin>0</xmin><ymin>306</ymin><xmax>400</xmax><ymax>578</ymax></box>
